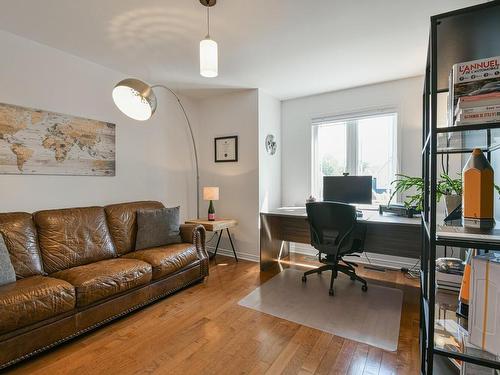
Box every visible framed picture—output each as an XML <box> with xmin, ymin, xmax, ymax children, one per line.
<box><xmin>0</xmin><ymin>102</ymin><xmax>115</xmax><ymax>176</ymax></box>
<box><xmin>214</xmin><ymin>136</ymin><xmax>238</xmax><ymax>162</ymax></box>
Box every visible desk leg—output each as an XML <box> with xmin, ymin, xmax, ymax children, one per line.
<box><xmin>260</xmin><ymin>214</ymin><xmax>289</xmax><ymax>271</ymax></box>
<box><xmin>279</xmin><ymin>241</ymin><xmax>290</xmax><ymax>260</ymax></box>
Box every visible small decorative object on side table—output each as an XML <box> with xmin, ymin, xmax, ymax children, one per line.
<box><xmin>203</xmin><ymin>186</ymin><xmax>219</xmax><ymax>221</ymax></box>
<box><xmin>184</xmin><ymin>218</ymin><xmax>238</xmax><ymax>262</ymax></box>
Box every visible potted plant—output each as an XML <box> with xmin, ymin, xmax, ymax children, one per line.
<box><xmin>438</xmin><ymin>173</ymin><xmax>462</xmax><ymax>215</ymax></box>
<box><xmin>390</xmin><ymin>173</ymin><xmax>500</xmax><ymax>214</ymax></box>
<box><xmin>389</xmin><ymin>174</ymin><xmax>425</xmax><ymax>211</ymax></box>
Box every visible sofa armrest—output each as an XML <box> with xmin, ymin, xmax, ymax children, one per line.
<box><xmin>179</xmin><ymin>224</ymin><xmax>208</xmax><ymax>270</ymax></box>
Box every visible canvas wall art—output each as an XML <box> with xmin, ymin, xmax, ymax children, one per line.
<box><xmin>0</xmin><ymin>102</ymin><xmax>115</xmax><ymax>176</ymax></box>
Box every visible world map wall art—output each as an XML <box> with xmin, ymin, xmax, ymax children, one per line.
<box><xmin>0</xmin><ymin>102</ymin><xmax>115</xmax><ymax>176</ymax></box>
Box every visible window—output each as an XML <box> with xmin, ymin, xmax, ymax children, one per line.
<box><xmin>312</xmin><ymin>111</ymin><xmax>398</xmax><ymax>205</ymax></box>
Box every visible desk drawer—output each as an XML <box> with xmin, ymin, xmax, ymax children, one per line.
<box><xmin>365</xmin><ymin>223</ymin><xmax>421</xmax><ymax>258</ymax></box>
<box><xmin>279</xmin><ymin>217</ymin><xmax>310</xmax><ymax>243</ymax></box>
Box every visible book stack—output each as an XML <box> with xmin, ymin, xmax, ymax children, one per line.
<box><xmin>455</xmin><ymin>93</ymin><xmax>500</xmax><ymax>126</ymax></box>
<box><xmin>449</xmin><ymin>56</ymin><xmax>500</xmax><ymax>126</ymax></box>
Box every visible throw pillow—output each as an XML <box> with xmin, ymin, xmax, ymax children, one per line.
<box><xmin>0</xmin><ymin>235</ymin><xmax>16</xmax><ymax>286</ymax></box>
<box><xmin>135</xmin><ymin>207</ymin><xmax>182</xmax><ymax>250</ymax></box>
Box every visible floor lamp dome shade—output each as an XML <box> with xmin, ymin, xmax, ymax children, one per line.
<box><xmin>112</xmin><ymin>78</ymin><xmax>157</xmax><ymax>121</ymax></box>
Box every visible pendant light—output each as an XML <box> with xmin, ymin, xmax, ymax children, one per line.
<box><xmin>199</xmin><ymin>0</ymin><xmax>218</xmax><ymax>78</ymax></box>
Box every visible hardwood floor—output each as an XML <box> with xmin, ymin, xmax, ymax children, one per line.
<box><xmin>5</xmin><ymin>254</ymin><xmax>421</xmax><ymax>375</ymax></box>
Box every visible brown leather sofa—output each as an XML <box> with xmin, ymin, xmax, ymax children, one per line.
<box><xmin>0</xmin><ymin>201</ymin><xmax>208</xmax><ymax>370</ymax></box>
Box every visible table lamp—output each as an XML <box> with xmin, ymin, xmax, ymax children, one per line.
<box><xmin>203</xmin><ymin>187</ymin><xmax>219</xmax><ymax>221</ymax></box>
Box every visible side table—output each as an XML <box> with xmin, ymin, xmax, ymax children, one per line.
<box><xmin>185</xmin><ymin>218</ymin><xmax>238</xmax><ymax>262</ymax></box>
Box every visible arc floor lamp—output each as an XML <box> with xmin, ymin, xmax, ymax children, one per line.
<box><xmin>112</xmin><ymin>78</ymin><xmax>200</xmax><ymax>219</ymax></box>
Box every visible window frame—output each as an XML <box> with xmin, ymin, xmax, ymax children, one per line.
<box><xmin>311</xmin><ymin>107</ymin><xmax>400</xmax><ymax>205</ymax></box>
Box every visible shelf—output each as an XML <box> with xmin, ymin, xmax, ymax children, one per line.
<box><xmin>433</xmin><ymin>290</ymin><xmax>500</xmax><ymax>370</ymax></box>
<box><xmin>434</xmin><ymin>347</ymin><xmax>500</xmax><ymax>371</ymax></box>
<box><xmin>436</xmin><ymin>238</ymin><xmax>500</xmax><ymax>250</ymax></box>
<box><xmin>433</xmin><ymin>2</ymin><xmax>500</xmax><ymax>92</ymax></box>
<box><xmin>422</xmin><ymin>2</ymin><xmax>500</xmax><ymax>373</ymax></box>
<box><xmin>437</xmin><ymin>127</ymin><xmax>500</xmax><ymax>154</ymax></box>
<box><xmin>436</xmin><ymin>224</ymin><xmax>500</xmax><ymax>250</ymax></box>
<box><xmin>437</xmin><ymin>122</ymin><xmax>500</xmax><ymax>133</ymax></box>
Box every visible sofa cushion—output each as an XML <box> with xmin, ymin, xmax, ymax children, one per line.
<box><xmin>135</xmin><ymin>207</ymin><xmax>182</xmax><ymax>251</ymax></box>
<box><xmin>0</xmin><ymin>276</ymin><xmax>75</xmax><ymax>334</ymax></box>
<box><xmin>123</xmin><ymin>243</ymin><xmax>198</xmax><ymax>280</ymax></box>
<box><xmin>34</xmin><ymin>207</ymin><xmax>117</xmax><ymax>274</ymax></box>
<box><xmin>0</xmin><ymin>212</ymin><xmax>44</xmax><ymax>278</ymax></box>
<box><xmin>0</xmin><ymin>236</ymin><xmax>16</xmax><ymax>286</ymax></box>
<box><xmin>52</xmin><ymin>258</ymin><xmax>152</xmax><ymax>307</ymax></box>
<box><xmin>104</xmin><ymin>201</ymin><xmax>164</xmax><ymax>255</ymax></box>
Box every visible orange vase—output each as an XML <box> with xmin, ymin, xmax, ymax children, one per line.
<box><xmin>462</xmin><ymin>148</ymin><xmax>495</xmax><ymax>229</ymax></box>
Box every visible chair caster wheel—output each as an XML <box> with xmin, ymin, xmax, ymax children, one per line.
<box><xmin>302</xmin><ymin>276</ymin><xmax>307</xmax><ymax>282</ymax></box>
<box><xmin>362</xmin><ymin>285</ymin><xmax>368</xmax><ymax>292</ymax></box>
<box><xmin>329</xmin><ymin>289</ymin><xmax>334</xmax><ymax>296</ymax></box>
<box><xmin>350</xmin><ymin>275</ymin><xmax>356</xmax><ymax>281</ymax></box>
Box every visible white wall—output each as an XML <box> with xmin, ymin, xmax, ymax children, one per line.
<box><xmin>258</xmin><ymin>89</ymin><xmax>281</xmax><ymax>212</ymax></box>
<box><xmin>0</xmin><ymin>30</ymin><xmax>198</xmax><ymax>219</ymax></box>
<box><xmin>281</xmin><ymin>76</ymin><xmax>424</xmax><ymax>206</ymax></box>
<box><xmin>196</xmin><ymin>90</ymin><xmax>260</xmax><ymax>261</ymax></box>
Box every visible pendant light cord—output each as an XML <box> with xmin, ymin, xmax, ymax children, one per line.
<box><xmin>207</xmin><ymin>6</ymin><xmax>210</xmax><ymax>37</ymax></box>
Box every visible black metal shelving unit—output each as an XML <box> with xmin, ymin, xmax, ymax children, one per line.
<box><xmin>421</xmin><ymin>2</ymin><xmax>500</xmax><ymax>374</ymax></box>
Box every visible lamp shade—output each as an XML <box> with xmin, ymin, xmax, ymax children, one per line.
<box><xmin>112</xmin><ymin>78</ymin><xmax>157</xmax><ymax>121</ymax></box>
<box><xmin>203</xmin><ymin>186</ymin><xmax>219</xmax><ymax>201</ymax></box>
<box><xmin>200</xmin><ymin>37</ymin><xmax>218</xmax><ymax>78</ymax></box>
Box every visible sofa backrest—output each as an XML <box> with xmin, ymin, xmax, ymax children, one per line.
<box><xmin>104</xmin><ymin>201</ymin><xmax>164</xmax><ymax>255</ymax></box>
<box><xmin>34</xmin><ymin>206</ymin><xmax>117</xmax><ymax>274</ymax></box>
<box><xmin>0</xmin><ymin>212</ymin><xmax>45</xmax><ymax>278</ymax></box>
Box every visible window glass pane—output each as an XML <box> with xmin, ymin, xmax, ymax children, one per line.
<box><xmin>357</xmin><ymin>114</ymin><xmax>396</xmax><ymax>204</ymax></box>
<box><xmin>315</xmin><ymin>122</ymin><xmax>346</xmax><ymax>198</ymax></box>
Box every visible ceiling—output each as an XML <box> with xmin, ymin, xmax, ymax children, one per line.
<box><xmin>0</xmin><ymin>0</ymin><xmax>488</xmax><ymax>100</ymax></box>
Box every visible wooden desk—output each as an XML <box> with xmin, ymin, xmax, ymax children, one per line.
<box><xmin>260</xmin><ymin>207</ymin><xmax>421</xmax><ymax>271</ymax></box>
<box><xmin>186</xmin><ymin>218</ymin><xmax>238</xmax><ymax>261</ymax></box>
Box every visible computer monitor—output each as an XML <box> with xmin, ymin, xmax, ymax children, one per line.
<box><xmin>323</xmin><ymin>176</ymin><xmax>373</xmax><ymax>204</ymax></box>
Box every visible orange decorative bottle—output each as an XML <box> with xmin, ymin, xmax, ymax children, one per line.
<box><xmin>462</xmin><ymin>148</ymin><xmax>495</xmax><ymax>229</ymax></box>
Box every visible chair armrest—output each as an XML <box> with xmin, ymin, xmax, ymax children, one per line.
<box><xmin>179</xmin><ymin>224</ymin><xmax>208</xmax><ymax>264</ymax></box>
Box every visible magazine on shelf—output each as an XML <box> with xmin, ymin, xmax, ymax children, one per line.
<box><xmin>449</xmin><ymin>56</ymin><xmax>500</xmax><ymax>125</ymax></box>
<box><xmin>437</xmin><ymin>225</ymin><xmax>500</xmax><ymax>243</ymax></box>
<box><xmin>453</xmin><ymin>93</ymin><xmax>500</xmax><ymax>125</ymax></box>
<box><xmin>455</xmin><ymin>110</ymin><xmax>500</xmax><ymax>126</ymax></box>
<box><xmin>456</xmin><ymin>92</ymin><xmax>500</xmax><ymax>111</ymax></box>
<box><xmin>459</xmin><ymin>104</ymin><xmax>500</xmax><ymax>114</ymax></box>
<box><xmin>458</xmin><ymin>111</ymin><xmax>500</xmax><ymax>121</ymax></box>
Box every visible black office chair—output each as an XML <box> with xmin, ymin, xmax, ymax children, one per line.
<box><xmin>303</xmin><ymin>201</ymin><xmax>368</xmax><ymax>296</ymax></box>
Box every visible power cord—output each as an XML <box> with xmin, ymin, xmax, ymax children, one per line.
<box><xmin>401</xmin><ymin>259</ymin><xmax>420</xmax><ymax>279</ymax></box>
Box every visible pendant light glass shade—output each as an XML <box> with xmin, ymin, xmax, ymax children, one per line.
<box><xmin>112</xmin><ymin>78</ymin><xmax>157</xmax><ymax>121</ymax></box>
<box><xmin>200</xmin><ymin>37</ymin><xmax>218</xmax><ymax>78</ymax></box>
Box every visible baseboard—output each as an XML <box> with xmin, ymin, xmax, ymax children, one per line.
<box><xmin>290</xmin><ymin>243</ymin><xmax>419</xmax><ymax>270</ymax></box>
<box><xmin>207</xmin><ymin>242</ymin><xmax>420</xmax><ymax>270</ymax></box>
<box><xmin>206</xmin><ymin>245</ymin><xmax>260</xmax><ymax>263</ymax></box>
